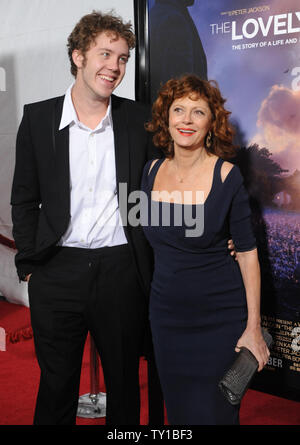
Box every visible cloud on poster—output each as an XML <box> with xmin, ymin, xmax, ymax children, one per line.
<box><xmin>252</xmin><ymin>84</ymin><xmax>300</xmax><ymax>172</ymax></box>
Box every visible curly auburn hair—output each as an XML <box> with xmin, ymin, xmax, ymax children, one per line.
<box><xmin>67</xmin><ymin>11</ymin><xmax>136</xmax><ymax>77</ymax></box>
<box><xmin>145</xmin><ymin>75</ymin><xmax>236</xmax><ymax>159</ymax></box>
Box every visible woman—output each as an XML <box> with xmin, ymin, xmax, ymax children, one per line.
<box><xmin>141</xmin><ymin>75</ymin><xmax>270</xmax><ymax>425</ymax></box>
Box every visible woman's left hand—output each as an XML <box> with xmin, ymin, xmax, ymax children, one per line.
<box><xmin>235</xmin><ymin>327</ymin><xmax>270</xmax><ymax>371</ymax></box>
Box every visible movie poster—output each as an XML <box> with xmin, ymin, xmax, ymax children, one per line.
<box><xmin>147</xmin><ymin>0</ymin><xmax>300</xmax><ymax>399</ymax></box>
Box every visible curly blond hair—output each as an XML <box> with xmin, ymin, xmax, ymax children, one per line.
<box><xmin>67</xmin><ymin>11</ymin><xmax>136</xmax><ymax>77</ymax></box>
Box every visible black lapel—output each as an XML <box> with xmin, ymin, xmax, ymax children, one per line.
<box><xmin>53</xmin><ymin>96</ymin><xmax>70</xmax><ymax>211</ymax></box>
<box><xmin>111</xmin><ymin>94</ymin><xmax>130</xmax><ymax>193</ymax></box>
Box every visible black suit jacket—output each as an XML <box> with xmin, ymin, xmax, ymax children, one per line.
<box><xmin>11</xmin><ymin>94</ymin><xmax>159</xmax><ymax>296</ymax></box>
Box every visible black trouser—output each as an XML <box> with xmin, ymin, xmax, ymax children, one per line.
<box><xmin>28</xmin><ymin>244</ymin><xmax>147</xmax><ymax>425</ymax></box>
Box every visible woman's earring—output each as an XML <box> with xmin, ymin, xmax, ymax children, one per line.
<box><xmin>206</xmin><ymin>131</ymin><xmax>212</xmax><ymax>148</ymax></box>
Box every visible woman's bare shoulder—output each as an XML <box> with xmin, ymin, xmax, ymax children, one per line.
<box><xmin>148</xmin><ymin>159</ymin><xmax>160</xmax><ymax>175</ymax></box>
<box><xmin>220</xmin><ymin>161</ymin><xmax>235</xmax><ymax>183</ymax></box>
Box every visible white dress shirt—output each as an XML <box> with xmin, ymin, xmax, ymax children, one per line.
<box><xmin>58</xmin><ymin>85</ymin><xmax>127</xmax><ymax>248</ymax></box>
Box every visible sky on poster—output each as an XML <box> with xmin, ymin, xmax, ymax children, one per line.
<box><xmin>148</xmin><ymin>0</ymin><xmax>300</xmax><ymax>173</ymax></box>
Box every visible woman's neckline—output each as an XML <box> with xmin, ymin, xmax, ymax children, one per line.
<box><xmin>150</xmin><ymin>157</ymin><xmax>222</xmax><ymax>205</ymax></box>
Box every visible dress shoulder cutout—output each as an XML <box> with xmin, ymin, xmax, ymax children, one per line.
<box><xmin>148</xmin><ymin>159</ymin><xmax>160</xmax><ymax>175</ymax></box>
<box><xmin>220</xmin><ymin>161</ymin><xmax>235</xmax><ymax>183</ymax></box>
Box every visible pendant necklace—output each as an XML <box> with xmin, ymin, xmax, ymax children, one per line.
<box><xmin>173</xmin><ymin>156</ymin><xmax>206</xmax><ymax>184</ymax></box>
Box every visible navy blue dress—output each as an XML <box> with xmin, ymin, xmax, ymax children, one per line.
<box><xmin>141</xmin><ymin>157</ymin><xmax>257</xmax><ymax>425</ymax></box>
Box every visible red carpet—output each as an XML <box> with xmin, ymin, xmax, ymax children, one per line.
<box><xmin>0</xmin><ymin>300</ymin><xmax>299</xmax><ymax>426</ymax></box>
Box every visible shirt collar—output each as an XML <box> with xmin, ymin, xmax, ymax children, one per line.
<box><xmin>59</xmin><ymin>84</ymin><xmax>113</xmax><ymax>131</ymax></box>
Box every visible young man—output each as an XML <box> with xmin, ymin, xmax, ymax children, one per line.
<box><xmin>11</xmin><ymin>11</ymin><xmax>161</xmax><ymax>425</ymax></box>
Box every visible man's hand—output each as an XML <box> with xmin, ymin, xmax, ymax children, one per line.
<box><xmin>228</xmin><ymin>239</ymin><xmax>237</xmax><ymax>260</ymax></box>
<box><xmin>25</xmin><ymin>274</ymin><xmax>32</xmax><ymax>282</ymax></box>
